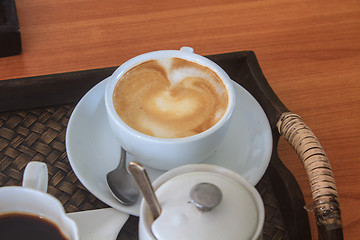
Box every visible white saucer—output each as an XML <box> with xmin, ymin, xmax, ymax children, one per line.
<box><xmin>67</xmin><ymin>208</ymin><xmax>128</xmax><ymax>240</ymax></box>
<box><xmin>66</xmin><ymin>77</ymin><xmax>272</xmax><ymax>216</ymax></box>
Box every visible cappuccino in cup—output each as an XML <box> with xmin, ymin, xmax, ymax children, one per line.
<box><xmin>105</xmin><ymin>47</ymin><xmax>235</xmax><ymax>170</ymax></box>
<box><xmin>112</xmin><ymin>58</ymin><xmax>228</xmax><ymax>138</ymax></box>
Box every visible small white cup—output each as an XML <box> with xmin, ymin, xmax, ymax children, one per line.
<box><xmin>105</xmin><ymin>47</ymin><xmax>236</xmax><ymax>171</ymax></box>
<box><xmin>139</xmin><ymin>164</ymin><xmax>265</xmax><ymax>240</ymax></box>
<box><xmin>0</xmin><ymin>161</ymin><xmax>79</xmax><ymax>240</ymax></box>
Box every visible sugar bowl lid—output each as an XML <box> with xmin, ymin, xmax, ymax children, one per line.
<box><xmin>148</xmin><ymin>164</ymin><xmax>265</xmax><ymax>240</ymax></box>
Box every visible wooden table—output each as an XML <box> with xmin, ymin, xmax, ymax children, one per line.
<box><xmin>1</xmin><ymin>0</ymin><xmax>359</xmax><ymax>239</ymax></box>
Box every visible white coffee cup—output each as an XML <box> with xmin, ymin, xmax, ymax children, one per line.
<box><xmin>139</xmin><ymin>164</ymin><xmax>264</xmax><ymax>240</ymax></box>
<box><xmin>0</xmin><ymin>161</ymin><xmax>79</xmax><ymax>240</ymax></box>
<box><xmin>105</xmin><ymin>47</ymin><xmax>236</xmax><ymax>171</ymax></box>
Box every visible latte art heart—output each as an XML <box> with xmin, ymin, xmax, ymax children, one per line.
<box><xmin>147</xmin><ymin>89</ymin><xmax>199</xmax><ymax>118</ymax></box>
<box><xmin>113</xmin><ymin>58</ymin><xmax>228</xmax><ymax>138</ymax></box>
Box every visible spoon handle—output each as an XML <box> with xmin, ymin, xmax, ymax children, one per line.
<box><xmin>128</xmin><ymin>161</ymin><xmax>161</xmax><ymax>219</ymax></box>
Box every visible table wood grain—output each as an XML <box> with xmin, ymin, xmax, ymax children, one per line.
<box><xmin>0</xmin><ymin>0</ymin><xmax>359</xmax><ymax>239</ymax></box>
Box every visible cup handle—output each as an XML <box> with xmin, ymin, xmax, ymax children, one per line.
<box><xmin>180</xmin><ymin>46</ymin><xmax>194</xmax><ymax>53</ymax></box>
<box><xmin>22</xmin><ymin>161</ymin><xmax>48</xmax><ymax>193</ymax></box>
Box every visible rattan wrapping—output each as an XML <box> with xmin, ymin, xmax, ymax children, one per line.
<box><xmin>277</xmin><ymin>112</ymin><xmax>342</xmax><ymax>231</ymax></box>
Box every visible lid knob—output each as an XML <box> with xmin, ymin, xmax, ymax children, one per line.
<box><xmin>190</xmin><ymin>183</ymin><xmax>222</xmax><ymax>212</ymax></box>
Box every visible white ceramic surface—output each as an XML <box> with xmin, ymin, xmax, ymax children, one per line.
<box><xmin>67</xmin><ymin>208</ymin><xmax>129</xmax><ymax>240</ymax></box>
<box><xmin>139</xmin><ymin>164</ymin><xmax>264</xmax><ymax>240</ymax></box>
<box><xmin>104</xmin><ymin>47</ymin><xmax>236</xmax><ymax>171</ymax></box>
<box><xmin>66</xmin><ymin>76</ymin><xmax>272</xmax><ymax>216</ymax></box>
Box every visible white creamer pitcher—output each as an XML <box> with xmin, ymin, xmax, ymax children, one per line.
<box><xmin>0</xmin><ymin>161</ymin><xmax>79</xmax><ymax>240</ymax></box>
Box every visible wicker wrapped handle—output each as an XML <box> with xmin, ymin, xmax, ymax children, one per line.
<box><xmin>277</xmin><ymin>112</ymin><xmax>342</xmax><ymax>238</ymax></box>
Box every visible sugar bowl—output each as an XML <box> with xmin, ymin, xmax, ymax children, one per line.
<box><xmin>139</xmin><ymin>164</ymin><xmax>264</xmax><ymax>240</ymax></box>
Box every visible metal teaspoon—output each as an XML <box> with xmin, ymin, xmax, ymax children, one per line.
<box><xmin>106</xmin><ymin>147</ymin><xmax>139</xmax><ymax>206</ymax></box>
<box><xmin>128</xmin><ymin>161</ymin><xmax>162</xmax><ymax>219</ymax></box>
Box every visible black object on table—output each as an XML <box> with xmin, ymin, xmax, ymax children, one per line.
<box><xmin>0</xmin><ymin>0</ymin><xmax>21</xmax><ymax>58</ymax></box>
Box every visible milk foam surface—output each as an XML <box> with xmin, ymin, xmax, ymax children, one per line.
<box><xmin>112</xmin><ymin>58</ymin><xmax>228</xmax><ymax>138</ymax></box>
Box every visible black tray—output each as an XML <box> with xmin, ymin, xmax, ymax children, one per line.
<box><xmin>0</xmin><ymin>51</ymin><xmax>343</xmax><ymax>239</ymax></box>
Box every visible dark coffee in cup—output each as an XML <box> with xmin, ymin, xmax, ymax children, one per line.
<box><xmin>0</xmin><ymin>213</ymin><xmax>69</xmax><ymax>240</ymax></box>
<box><xmin>112</xmin><ymin>58</ymin><xmax>228</xmax><ymax>138</ymax></box>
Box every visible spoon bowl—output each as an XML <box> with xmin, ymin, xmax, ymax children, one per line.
<box><xmin>106</xmin><ymin>147</ymin><xmax>139</xmax><ymax>206</ymax></box>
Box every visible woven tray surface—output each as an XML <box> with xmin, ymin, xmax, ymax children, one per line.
<box><xmin>0</xmin><ymin>105</ymin><xmax>289</xmax><ymax>240</ymax></box>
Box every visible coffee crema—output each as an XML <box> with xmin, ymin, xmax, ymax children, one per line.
<box><xmin>113</xmin><ymin>58</ymin><xmax>228</xmax><ymax>138</ymax></box>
